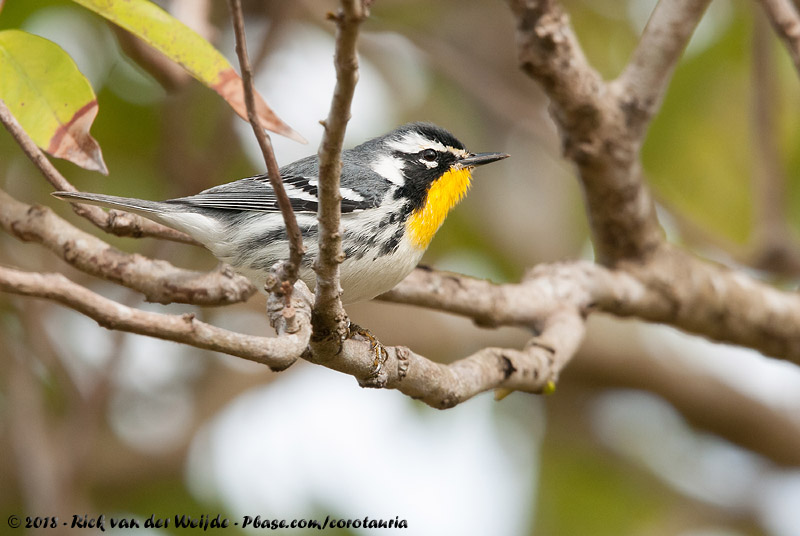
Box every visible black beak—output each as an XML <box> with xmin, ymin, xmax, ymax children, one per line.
<box><xmin>457</xmin><ymin>152</ymin><xmax>510</xmax><ymax>168</ymax></box>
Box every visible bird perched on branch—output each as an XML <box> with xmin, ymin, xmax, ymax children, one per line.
<box><xmin>54</xmin><ymin>122</ymin><xmax>508</xmax><ymax>303</ymax></box>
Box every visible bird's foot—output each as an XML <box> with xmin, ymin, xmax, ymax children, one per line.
<box><xmin>348</xmin><ymin>322</ymin><xmax>389</xmax><ymax>386</ymax></box>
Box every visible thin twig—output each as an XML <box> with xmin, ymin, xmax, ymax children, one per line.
<box><xmin>227</xmin><ymin>0</ymin><xmax>305</xmax><ymax>304</ymax></box>
<box><xmin>614</xmin><ymin>0</ymin><xmax>711</xmax><ymax>134</ymax></box>
<box><xmin>0</xmin><ymin>99</ymin><xmax>198</xmax><ymax>245</ymax></box>
<box><xmin>750</xmin><ymin>10</ymin><xmax>800</xmax><ymax>273</ymax></box>
<box><xmin>312</xmin><ymin>0</ymin><xmax>368</xmax><ymax>343</ymax></box>
<box><xmin>760</xmin><ymin>0</ymin><xmax>800</xmax><ymax>77</ymax></box>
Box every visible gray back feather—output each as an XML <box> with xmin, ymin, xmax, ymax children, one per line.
<box><xmin>55</xmin><ymin>129</ymin><xmax>412</xmax><ymax>217</ymax></box>
<box><xmin>166</xmin><ymin>151</ymin><xmax>392</xmax><ymax>213</ymax></box>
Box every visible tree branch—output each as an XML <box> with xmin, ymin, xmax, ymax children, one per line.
<box><xmin>227</xmin><ymin>0</ymin><xmax>305</xmax><ymax>303</ymax></box>
<box><xmin>0</xmin><ymin>267</ymin><xmax>305</xmax><ymax>370</ymax></box>
<box><xmin>1</xmin><ymin>262</ymin><xmax>591</xmax><ymax>408</ymax></box>
<box><xmin>503</xmin><ymin>0</ymin><xmax>800</xmax><ymax>364</ymax></box>
<box><xmin>310</xmin><ymin>310</ymin><xmax>585</xmax><ymax>408</ymax></box>
<box><xmin>760</xmin><ymin>0</ymin><xmax>800</xmax><ymax>77</ymax></box>
<box><xmin>9</xmin><ymin>247</ymin><xmax>800</xmax><ymax>406</ymax></box>
<box><xmin>312</xmin><ymin>0</ymin><xmax>369</xmax><ymax>343</ymax></box>
<box><xmin>383</xmin><ymin>254</ymin><xmax>800</xmax><ymax>365</ymax></box>
<box><xmin>569</xmin><ymin>340</ymin><xmax>800</xmax><ymax>467</ymax></box>
<box><xmin>380</xmin><ymin>263</ymin><xmax>628</xmax><ymax>329</ymax></box>
<box><xmin>0</xmin><ymin>99</ymin><xmax>198</xmax><ymax>245</ymax></box>
<box><xmin>0</xmin><ymin>188</ymin><xmax>255</xmax><ymax>306</ymax></box>
<box><xmin>749</xmin><ymin>10</ymin><xmax>800</xmax><ymax>273</ymax></box>
<box><xmin>5</xmin><ymin>0</ymin><xmax>800</xmax><ymax>413</ymax></box>
<box><xmin>619</xmin><ymin>246</ymin><xmax>800</xmax><ymax>360</ymax></box>
<box><xmin>507</xmin><ymin>0</ymin><xmax>664</xmax><ymax>263</ymax></box>
<box><xmin>615</xmin><ymin>0</ymin><xmax>711</xmax><ymax>133</ymax></box>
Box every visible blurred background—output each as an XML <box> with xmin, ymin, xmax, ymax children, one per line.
<box><xmin>2</xmin><ymin>0</ymin><xmax>800</xmax><ymax>534</ymax></box>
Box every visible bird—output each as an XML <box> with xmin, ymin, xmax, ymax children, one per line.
<box><xmin>54</xmin><ymin>122</ymin><xmax>509</xmax><ymax>304</ymax></box>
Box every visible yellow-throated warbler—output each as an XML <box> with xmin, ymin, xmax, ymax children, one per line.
<box><xmin>54</xmin><ymin>123</ymin><xmax>508</xmax><ymax>303</ymax></box>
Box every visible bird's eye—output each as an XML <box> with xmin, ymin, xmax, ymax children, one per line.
<box><xmin>421</xmin><ymin>149</ymin><xmax>437</xmax><ymax>162</ymax></box>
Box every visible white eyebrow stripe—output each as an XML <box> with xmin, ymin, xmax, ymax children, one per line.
<box><xmin>370</xmin><ymin>154</ymin><xmax>405</xmax><ymax>186</ymax></box>
<box><xmin>387</xmin><ymin>131</ymin><xmax>471</xmax><ymax>159</ymax></box>
<box><xmin>387</xmin><ymin>131</ymin><xmax>447</xmax><ymax>153</ymax></box>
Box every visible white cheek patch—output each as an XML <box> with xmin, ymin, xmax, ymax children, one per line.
<box><xmin>370</xmin><ymin>154</ymin><xmax>406</xmax><ymax>186</ymax></box>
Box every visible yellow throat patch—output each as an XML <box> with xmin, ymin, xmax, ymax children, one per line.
<box><xmin>406</xmin><ymin>167</ymin><xmax>472</xmax><ymax>250</ymax></box>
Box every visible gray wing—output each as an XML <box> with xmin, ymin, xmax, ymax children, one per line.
<box><xmin>167</xmin><ymin>154</ymin><xmax>387</xmax><ymax>213</ymax></box>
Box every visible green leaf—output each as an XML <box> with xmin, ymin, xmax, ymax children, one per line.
<box><xmin>0</xmin><ymin>29</ymin><xmax>108</xmax><ymax>173</ymax></box>
<box><xmin>70</xmin><ymin>0</ymin><xmax>305</xmax><ymax>143</ymax></box>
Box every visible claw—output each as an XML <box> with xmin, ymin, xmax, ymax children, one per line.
<box><xmin>348</xmin><ymin>322</ymin><xmax>388</xmax><ymax>375</ymax></box>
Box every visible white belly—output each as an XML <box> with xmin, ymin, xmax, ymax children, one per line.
<box><xmin>232</xmin><ymin>233</ymin><xmax>424</xmax><ymax>304</ymax></box>
<box><xmin>336</xmin><ymin>234</ymin><xmax>424</xmax><ymax>303</ymax></box>
<box><xmin>164</xmin><ymin>206</ymin><xmax>426</xmax><ymax>304</ymax></box>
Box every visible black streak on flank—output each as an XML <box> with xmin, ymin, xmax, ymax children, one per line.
<box><xmin>380</xmin><ymin>226</ymin><xmax>405</xmax><ymax>256</ymax></box>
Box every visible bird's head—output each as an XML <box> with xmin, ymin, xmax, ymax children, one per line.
<box><xmin>369</xmin><ymin>122</ymin><xmax>508</xmax><ymax>249</ymax></box>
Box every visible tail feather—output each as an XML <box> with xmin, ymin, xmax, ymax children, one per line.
<box><xmin>52</xmin><ymin>191</ymin><xmax>224</xmax><ymax>247</ymax></box>
<box><xmin>52</xmin><ymin>191</ymin><xmax>175</xmax><ymax>216</ymax></box>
